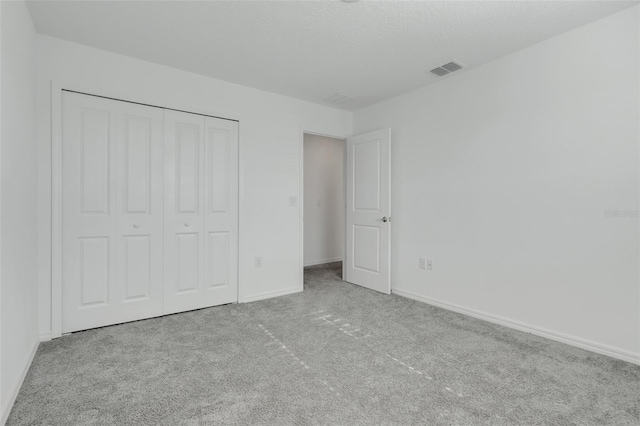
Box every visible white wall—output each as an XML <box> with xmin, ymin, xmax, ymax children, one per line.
<box><xmin>354</xmin><ymin>6</ymin><xmax>640</xmax><ymax>363</ymax></box>
<box><xmin>304</xmin><ymin>134</ymin><xmax>344</xmax><ymax>266</ymax></box>
<box><xmin>1</xmin><ymin>0</ymin><xmax>39</xmax><ymax>422</ymax></box>
<box><xmin>36</xmin><ymin>35</ymin><xmax>352</xmax><ymax>337</ymax></box>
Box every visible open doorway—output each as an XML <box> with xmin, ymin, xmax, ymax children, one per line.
<box><xmin>303</xmin><ymin>133</ymin><xmax>346</xmax><ymax>284</ymax></box>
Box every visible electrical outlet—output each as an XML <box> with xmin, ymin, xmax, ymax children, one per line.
<box><xmin>426</xmin><ymin>259</ymin><xmax>433</xmax><ymax>271</ymax></box>
<box><xmin>289</xmin><ymin>196</ymin><xmax>298</xmax><ymax>207</ymax></box>
<box><xmin>419</xmin><ymin>257</ymin><xmax>426</xmax><ymax>270</ymax></box>
<box><xmin>255</xmin><ymin>256</ymin><xmax>263</xmax><ymax>268</ymax></box>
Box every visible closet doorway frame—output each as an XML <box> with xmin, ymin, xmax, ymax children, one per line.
<box><xmin>50</xmin><ymin>81</ymin><xmax>243</xmax><ymax>339</ymax></box>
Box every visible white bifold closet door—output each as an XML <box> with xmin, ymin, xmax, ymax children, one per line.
<box><xmin>61</xmin><ymin>92</ymin><xmax>238</xmax><ymax>333</ymax></box>
<box><xmin>62</xmin><ymin>92</ymin><xmax>165</xmax><ymax>332</ymax></box>
<box><xmin>163</xmin><ymin>110</ymin><xmax>238</xmax><ymax>314</ymax></box>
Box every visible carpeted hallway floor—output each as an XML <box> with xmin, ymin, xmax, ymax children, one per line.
<box><xmin>7</xmin><ymin>264</ymin><xmax>640</xmax><ymax>425</ymax></box>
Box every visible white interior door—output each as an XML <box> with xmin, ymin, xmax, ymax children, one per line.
<box><xmin>345</xmin><ymin>128</ymin><xmax>391</xmax><ymax>294</ymax></box>
<box><xmin>163</xmin><ymin>110</ymin><xmax>238</xmax><ymax>314</ymax></box>
<box><xmin>62</xmin><ymin>92</ymin><xmax>164</xmax><ymax>332</ymax></box>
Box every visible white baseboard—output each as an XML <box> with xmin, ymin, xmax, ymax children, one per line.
<box><xmin>1</xmin><ymin>340</ymin><xmax>39</xmax><ymax>426</ymax></box>
<box><xmin>392</xmin><ymin>287</ymin><xmax>640</xmax><ymax>366</ymax></box>
<box><xmin>39</xmin><ymin>333</ymin><xmax>52</xmax><ymax>342</ymax></box>
<box><xmin>304</xmin><ymin>257</ymin><xmax>343</xmax><ymax>267</ymax></box>
<box><xmin>240</xmin><ymin>286</ymin><xmax>303</xmax><ymax>303</ymax></box>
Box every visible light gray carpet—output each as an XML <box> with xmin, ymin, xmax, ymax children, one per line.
<box><xmin>7</xmin><ymin>264</ymin><xmax>640</xmax><ymax>425</ymax></box>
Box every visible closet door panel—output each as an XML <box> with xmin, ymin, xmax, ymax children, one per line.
<box><xmin>163</xmin><ymin>110</ymin><xmax>206</xmax><ymax>314</ymax></box>
<box><xmin>176</xmin><ymin>233</ymin><xmax>200</xmax><ymax>293</ymax></box>
<box><xmin>204</xmin><ymin>117</ymin><xmax>238</xmax><ymax>304</ymax></box>
<box><xmin>62</xmin><ymin>92</ymin><xmax>164</xmax><ymax>333</ymax></box>
<box><xmin>115</xmin><ymin>102</ymin><xmax>164</xmax><ymax>319</ymax></box>
<box><xmin>62</xmin><ymin>93</ymin><xmax>118</xmax><ymax>332</ymax></box>
<box><xmin>122</xmin><ymin>235</ymin><xmax>151</xmax><ymax>300</ymax></box>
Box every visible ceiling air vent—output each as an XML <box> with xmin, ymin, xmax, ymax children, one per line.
<box><xmin>442</xmin><ymin>62</ymin><xmax>463</xmax><ymax>72</ymax></box>
<box><xmin>429</xmin><ymin>61</ymin><xmax>464</xmax><ymax>77</ymax></box>
<box><xmin>324</xmin><ymin>92</ymin><xmax>355</xmax><ymax>105</ymax></box>
<box><xmin>430</xmin><ymin>67</ymin><xmax>450</xmax><ymax>77</ymax></box>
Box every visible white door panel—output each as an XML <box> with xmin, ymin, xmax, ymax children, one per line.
<box><xmin>116</xmin><ymin>103</ymin><xmax>164</xmax><ymax>311</ymax></box>
<box><xmin>204</xmin><ymin>117</ymin><xmax>238</xmax><ymax>304</ymax></box>
<box><xmin>62</xmin><ymin>92</ymin><xmax>164</xmax><ymax>332</ymax></box>
<box><xmin>345</xmin><ymin>129</ymin><xmax>391</xmax><ymax>294</ymax></box>
<box><xmin>163</xmin><ymin>110</ymin><xmax>205</xmax><ymax>313</ymax></box>
<box><xmin>163</xmin><ymin>111</ymin><xmax>238</xmax><ymax>314</ymax></box>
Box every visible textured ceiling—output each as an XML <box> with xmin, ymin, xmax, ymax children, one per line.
<box><xmin>26</xmin><ymin>0</ymin><xmax>638</xmax><ymax>111</ymax></box>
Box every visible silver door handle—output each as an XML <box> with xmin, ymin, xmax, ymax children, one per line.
<box><xmin>133</xmin><ymin>224</ymin><xmax>140</xmax><ymax>229</ymax></box>
<box><xmin>185</xmin><ymin>222</ymin><xmax>190</xmax><ymax>227</ymax></box>
<box><xmin>381</xmin><ymin>216</ymin><xmax>388</xmax><ymax>223</ymax></box>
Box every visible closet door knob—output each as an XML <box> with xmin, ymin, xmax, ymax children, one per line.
<box><xmin>133</xmin><ymin>224</ymin><xmax>140</xmax><ymax>229</ymax></box>
<box><xmin>185</xmin><ymin>222</ymin><xmax>190</xmax><ymax>227</ymax></box>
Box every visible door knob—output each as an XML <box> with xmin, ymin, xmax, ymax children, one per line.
<box><xmin>133</xmin><ymin>224</ymin><xmax>140</xmax><ymax>229</ymax></box>
<box><xmin>381</xmin><ymin>216</ymin><xmax>388</xmax><ymax>223</ymax></box>
<box><xmin>185</xmin><ymin>222</ymin><xmax>190</xmax><ymax>227</ymax></box>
